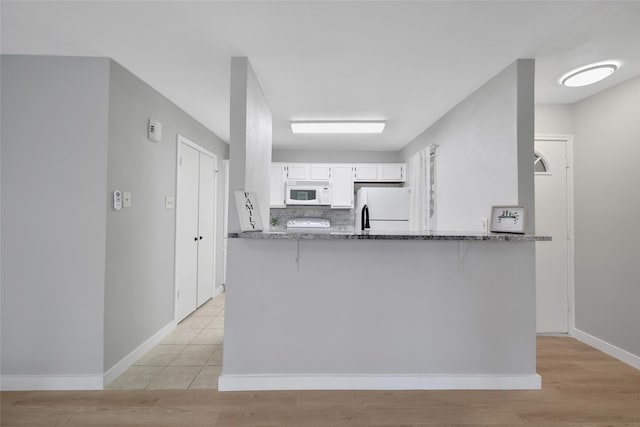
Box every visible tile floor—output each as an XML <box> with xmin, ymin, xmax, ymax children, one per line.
<box><xmin>107</xmin><ymin>292</ymin><xmax>225</xmax><ymax>390</ymax></box>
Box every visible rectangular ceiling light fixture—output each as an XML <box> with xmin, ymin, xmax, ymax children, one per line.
<box><xmin>291</xmin><ymin>121</ymin><xmax>386</xmax><ymax>134</ymax></box>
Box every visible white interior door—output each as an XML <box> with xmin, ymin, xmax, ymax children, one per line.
<box><xmin>535</xmin><ymin>138</ymin><xmax>570</xmax><ymax>333</ymax></box>
<box><xmin>197</xmin><ymin>152</ymin><xmax>216</xmax><ymax>306</ymax></box>
<box><xmin>175</xmin><ymin>142</ymin><xmax>200</xmax><ymax>322</ymax></box>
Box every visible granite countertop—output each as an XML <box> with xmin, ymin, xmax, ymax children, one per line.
<box><xmin>229</xmin><ymin>230</ymin><xmax>551</xmax><ymax>241</ymax></box>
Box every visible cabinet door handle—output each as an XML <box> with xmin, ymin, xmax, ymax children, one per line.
<box><xmin>194</xmin><ymin>237</ymin><xmax>198</xmax><ymax>242</ymax></box>
<box><xmin>199</xmin><ymin>236</ymin><xmax>203</xmax><ymax>240</ymax></box>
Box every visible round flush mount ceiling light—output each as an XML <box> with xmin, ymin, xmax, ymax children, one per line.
<box><xmin>561</xmin><ymin>62</ymin><xmax>620</xmax><ymax>87</ymax></box>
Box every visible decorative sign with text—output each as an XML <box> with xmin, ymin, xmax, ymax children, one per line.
<box><xmin>490</xmin><ymin>205</ymin><xmax>525</xmax><ymax>234</ymax></box>
<box><xmin>234</xmin><ymin>191</ymin><xmax>263</xmax><ymax>232</ymax></box>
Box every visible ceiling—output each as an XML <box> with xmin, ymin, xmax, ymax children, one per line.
<box><xmin>2</xmin><ymin>1</ymin><xmax>640</xmax><ymax>151</ymax></box>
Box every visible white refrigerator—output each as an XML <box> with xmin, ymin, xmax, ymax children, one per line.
<box><xmin>355</xmin><ymin>187</ymin><xmax>410</xmax><ymax>231</ymax></box>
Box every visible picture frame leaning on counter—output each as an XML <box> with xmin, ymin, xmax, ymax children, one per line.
<box><xmin>490</xmin><ymin>205</ymin><xmax>526</xmax><ymax>234</ymax></box>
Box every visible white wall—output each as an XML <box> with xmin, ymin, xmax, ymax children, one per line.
<box><xmin>535</xmin><ymin>104</ymin><xmax>573</xmax><ymax>135</ymax></box>
<box><xmin>103</xmin><ymin>61</ymin><xmax>229</xmax><ymax>372</ymax></box>
<box><xmin>228</xmin><ymin>57</ymin><xmax>272</xmax><ymax>232</ymax></box>
<box><xmin>401</xmin><ymin>59</ymin><xmax>535</xmax><ymax>233</ymax></box>
<box><xmin>272</xmin><ymin>149</ymin><xmax>401</xmax><ymax>163</ymax></box>
<box><xmin>571</xmin><ymin>75</ymin><xmax>640</xmax><ymax>358</ymax></box>
<box><xmin>1</xmin><ymin>55</ymin><xmax>109</xmax><ymax>377</ymax></box>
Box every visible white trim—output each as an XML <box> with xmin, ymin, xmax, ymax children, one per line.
<box><xmin>174</xmin><ymin>139</ymin><xmax>186</xmax><ymax>323</ymax></box>
<box><xmin>213</xmin><ymin>284</ymin><xmax>225</xmax><ymax>298</ymax></box>
<box><xmin>211</xmin><ymin>151</ymin><xmax>218</xmax><ymax>307</ymax></box>
<box><xmin>572</xmin><ymin>328</ymin><xmax>640</xmax><ymax>370</ymax></box>
<box><xmin>1</xmin><ymin>375</ymin><xmax>103</xmax><ymax>391</ymax></box>
<box><xmin>537</xmin><ymin>332</ymin><xmax>570</xmax><ymax>337</ymax></box>
<box><xmin>218</xmin><ymin>373</ymin><xmax>541</xmax><ymax>391</ymax></box>
<box><xmin>103</xmin><ymin>320</ymin><xmax>176</xmax><ymax>387</ymax></box>
<box><xmin>534</xmin><ymin>134</ymin><xmax>575</xmax><ymax>334</ymax></box>
<box><xmin>177</xmin><ymin>134</ymin><xmax>216</xmax><ymax>158</ymax></box>
<box><xmin>222</xmin><ymin>159</ymin><xmax>230</xmax><ymax>285</ymax></box>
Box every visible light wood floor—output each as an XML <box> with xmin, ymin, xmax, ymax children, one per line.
<box><xmin>2</xmin><ymin>337</ymin><xmax>639</xmax><ymax>426</ymax></box>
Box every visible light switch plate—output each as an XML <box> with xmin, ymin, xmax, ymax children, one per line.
<box><xmin>148</xmin><ymin>119</ymin><xmax>162</xmax><ymax>142</ymax></box>
<box><xmin>123</xmin><ymin>192</ymin><xmax>132</xmax><ymax>208</ymax></box>
<box><xmin>165</xmin><ymin>196</ymin><xmax>175</xmax><ymax>209</ymax></box>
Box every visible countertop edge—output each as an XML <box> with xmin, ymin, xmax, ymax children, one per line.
<box><xmin>228</xmin><ymin>232</ymin><xmax>551</xmax><ymax>241</ymax></box>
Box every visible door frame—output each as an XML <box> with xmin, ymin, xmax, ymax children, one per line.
<box><xmin>535</xmin><ymin>134</ymin><xmax>575</xmax><ymax>334</ymax></box>
<box><xmin>222</xmin><ymin>159</ymin><xmax>230</xmax><ymax>287</ymax></box>
<box><xmin>174</xmin><ymin>134</ymin><xmax>218</xmax><ymax>322</ymax></box>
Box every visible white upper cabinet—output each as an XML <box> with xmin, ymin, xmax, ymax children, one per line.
<box><xmin>378</xmin><ymin>163</ymin><xmax>405</xmax><ymax>182</ymax></box>
<box><xmin>270</xmin><ymin>162</ymin><xmax>406</xmax><ymax>208</ymax></box>
<box><xmin>270</xmin><ymin>163</ymin><xmax>287</xmax><ymax>207</ymax></box>
<box><xmin>310</xmin><ymin>164</ymin><xmax>332</xmax><ymax>181</ymax></box>
<box><xmin>331</xmin><ymin>165</ymin><xmax>355</xmax><ymax>208</ymax></box>
<box><xmin>354</xmin><ymin>163</ymin><xmax>405</xmax><ymax>182</ymax></box>
<box><xmin>353</xmin><ymin>164</ymin><xmax>378</xmax><ymax>181</ymax></box>
<box><xmin>286</xmin><ymin>164</ymin><xmax>310</xmax><ymax>180</ymax></box>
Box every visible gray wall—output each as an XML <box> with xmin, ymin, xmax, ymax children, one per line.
<box><xmin>103</xmin><ymin>61</ymin><xmax>229</xmax><ymax>371</ymax></box>
<box><xmin>1</xmin><ymin>55</ymin><xmax>110</xmax><ymax>375</ymax></box>
<box><xmin>572</xmin><ymin>75</ymin><xmax>640</xmax><ymax>357</ymax></box>
<box><xmin>272</xmin><ymin>149</ymin><xmax>402</xmax><ymax>163</ymax></box>
<box><xmin>401</xmin><ymin>59</ymin><xmax>535</xmax><ymax>233</ymax></box>
<box><xmin>224</xmin><ymin>239</ymin><xmax>536</xmax><ymax>377</ymax></box>
<box><xmin>228</xmin><ymin>57</ymin><xmax>272</xmax><ymax>232</ymax></box>
<box><xmin>515</xmin><ymin>60</ymin><xmax>535</xmax><ymax>233</ymax></box>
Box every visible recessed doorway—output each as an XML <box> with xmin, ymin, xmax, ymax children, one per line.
<box><xmin>175</xmin><ymin>135</ymin><xmax>218</xmax><ymax>322</ymax></box>
<box><xmin>534</xmin><ymin>135</ymin><xmax>574</xmax><ymax>334</ymax></box>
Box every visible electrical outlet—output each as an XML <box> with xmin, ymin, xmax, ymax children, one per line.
<box><xmin>165</xmin><ymin>196</ymin><xmax>175</xmax><ymax>209</ymax></box>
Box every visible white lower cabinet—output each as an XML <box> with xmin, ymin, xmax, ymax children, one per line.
<box><xmin>331</xmin><ymin>165</ymin><xmax>355</xmax><ymax>208</ymax></box>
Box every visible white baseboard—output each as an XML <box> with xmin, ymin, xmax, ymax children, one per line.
<box><xmin>218</xmin><ymin>373</ymin><xmax>542</xmax><ymax>391</ymax></box>
<box><xmin>103</xmin><ymin>320</ymin><xmax>176</xmax><ymax>387</ymax></box>
<box><xmin>1</xmin><ymin>321</ymin><xmax>177</xmax><ymax>391</ymax></box>
<box><xmin>572</xmin><ymin>327</ymin><xmax>640</xmax><ymax>370</ymax></box>
<box><xmin>1</xmin><ymin>375</ymin><xmax>103</xmax><ymax>391</ymax></box>
<box><xmin>213</xmin><ymin>285</ymin><xmax>225</xmax><ymax>298</ymax></box>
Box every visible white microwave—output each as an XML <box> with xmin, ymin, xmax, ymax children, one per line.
<box><xmin>285</xmin><ymin>181</ymin><xmax>332</xmax><ymax>206</ymax></box>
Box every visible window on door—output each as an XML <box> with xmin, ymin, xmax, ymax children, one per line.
<box><xmin>534</xmin><ymin>152</ymin><xmax>549</xmax><ymax>174</ymax></box>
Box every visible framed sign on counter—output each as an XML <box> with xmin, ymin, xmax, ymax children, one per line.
<box><xmin>490</xmin><ymin>205</ymin><xmax>525</xmax><ymax>234</ymax></box>
<box><xmin>235</xmin><ymin>191</ymin><xmax>263</xmax><ymax>232</ymax></box>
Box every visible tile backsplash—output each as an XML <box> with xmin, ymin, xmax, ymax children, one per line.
<box><xmin>269</xmin><ymin>207</ymin><xmax>355</xmax><ymax>231</ymax></box>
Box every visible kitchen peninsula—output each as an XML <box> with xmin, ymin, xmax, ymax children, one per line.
<box><xmin>219</xmin><ymin>231</ymin><xmax>549</xmax><ymax>391</ymax></box>
<box><xmin>223</xmin><ymin>57</ymin><xmax>542</xmax><ymax>391</ymax></box>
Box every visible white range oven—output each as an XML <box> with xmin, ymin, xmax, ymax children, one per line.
<box><xmin>285</xmin><ymin>181</ymin><xmax>332</xmax><ymax>206</ymax></box>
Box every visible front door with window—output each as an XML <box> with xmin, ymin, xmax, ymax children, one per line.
<box><xmin>535</xmin><ymin>138</ymin><xmax>570</xmax><ymax>333</ymax></box>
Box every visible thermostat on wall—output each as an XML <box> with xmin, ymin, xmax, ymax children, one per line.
<box><xmin>148</xmin><ymin>119</ymin><xmax>162</xmax><ymax>143</ymax></box>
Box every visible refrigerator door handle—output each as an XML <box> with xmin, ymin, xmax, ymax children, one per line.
<box><xmin>362</xmin><ymin>204</ymin><xmax>370</xmax><ymax>230</ymax></box>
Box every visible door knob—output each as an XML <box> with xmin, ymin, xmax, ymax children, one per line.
<box><xmin>199</xmin><ymin>236</ymin><xmax>203</xmax><ymax>240</ymax></box>
<box><xmin>194</xmin><ymin>237</ymin><xmax>198</xmax><ymax>241</ymax></box>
